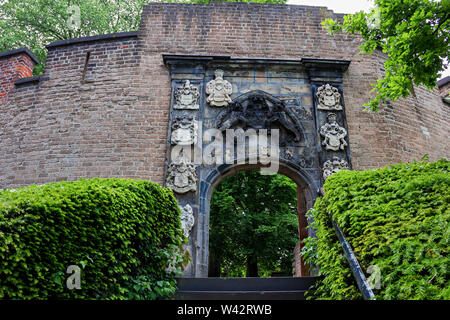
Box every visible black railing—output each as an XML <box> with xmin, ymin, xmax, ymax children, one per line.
<box><xmin>319</xmin><ymin>188</ymin><xmax>375</xmax><ymax>300</ymax></box>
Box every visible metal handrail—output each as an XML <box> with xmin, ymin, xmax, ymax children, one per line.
<box><xmin>319</xmin><ymin>188</ymin><xmax>375</xmax><ymax>300</ymax></box>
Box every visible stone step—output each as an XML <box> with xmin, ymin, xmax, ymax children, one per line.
<box><xmin>175</xmin><ymin>277</ymin><xmax>319</xmax><ymax>300</ymax></box>
<box><xmin>175</xmin><ymin>290</ymin><xmax>306</xmax><ymax>300</ymax></box>
<box><xmin>177</xmin><ymin>276</ymin><xmax>319</xmax><ymax>291</ymax></box>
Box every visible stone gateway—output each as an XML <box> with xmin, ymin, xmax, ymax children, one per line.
<box><xmin>0</xmin><ymin>3</ymin><xmax>449</xmax><ymax>278</ymax></box>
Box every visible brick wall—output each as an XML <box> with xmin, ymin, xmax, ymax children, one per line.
<box><xmin>0</xmin><ymin>48</ymin><xmax>38</xmax><ymax>105</ymax></box>
<box><xmin>0</xmin><ymin>3</ymin><xmax>448</xmax><ymax>189</ymax></box>
<box><xmin>438</xmin><ymin>77</ymin><xmax>450</xmax><ymax>97</ymax></box>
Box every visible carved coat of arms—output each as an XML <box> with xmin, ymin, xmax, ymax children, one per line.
<box><xmin>180</xmin><ymin>204</ymin><xmax>195</xmax><ymax>238</ymax></box>
<box><xmin>171</xmin><ymin>115</ymin><xmax>197</xmax><ymax>145</ymax></box>
<box><xmin>215</xmin><ymin>90</ymin><xmax>303</xmax><ymax>143</ymax></box>
<box><xmin>316</xmin><ymin>84</ymin><xmax>343</xmax><ymax>111</ymax></box>
<box><xmin>320</xmin><ymin>113</ymin><xmax>348</xmax><ymax>151</ymax></box>
<box><xmin>166</xmin><ymin>159</ymin><xmax>197</xmax><ymax>194</ymax></box>
<box><xmin>322</xmin><ymin>156</ymin><xmax>350</xmax><ymax>180</ymax></box>
<box><xmin>174</xmin><ymin>80</ymin><xmax>200</xmax><ymax>110</ymax></box>
<box><xmin>206</xmin><ymin>69</ymin><xmax>232</xmax><ymax>107</ymax></box>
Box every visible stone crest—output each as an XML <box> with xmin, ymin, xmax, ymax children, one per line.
<box><xmin>316</xmin><ymin>84</ymin><xmax>343</xmax><ymax>111</ymax></box>
<box><xmin>206</xmin><ymin>69</ymin><xmax>232</xmax><ymax>107</ymax></box>
<box><xmin>322</xmin><ymin>156</ymin><xmax>349</xmax><ymax>180</ymax></box>
<box><xmin>180</xmin><ymin>204</ymin><xmax>195</xmax><ymax>238</ymax></box>
<box><xmin>174</xmin><ymin>80</ymin><xmax>200</xmax><ymax>110</ymax></box>
<box><xmin>166</xmin><ymin>158</ymin><xmax>197</xmax><ymax>194</ymax></box>
<box><xmin>320</xmin><ymin>113</ymin><xmax>347</xmax><ymax>151</ymax></box>
<box><xmin>216</xmin><ymin>90</ymin><xmax>303</xmax><ymax>143</ymax></box>
<box><xmin>171</xmin><ymin>115</ymin><xmax>197</xmax><ymax>145</ymax></box>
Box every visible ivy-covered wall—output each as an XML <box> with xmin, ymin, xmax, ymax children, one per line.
<box><xmin>304</xmin><ymin>158</ymin><xmax>449</xmax><ymax>300</ymax></box>
<box><xmin>0</xmin><ymin>178</ymin><xmax>185</xmax><ymax>299</ymax></box>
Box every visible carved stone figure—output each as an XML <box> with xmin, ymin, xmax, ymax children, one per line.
<box><xmin>216</xmin><ymin>90</ymin><xmax>304</xmax><ymax>143</ymax></box>
<box><xmin>180</xmin><ymin>204</ymin><xmax>195</xmax><ymax>238</ymax></box>
<box><xmin>316</xmin><ymin>84</ymin><xmax>343</xmax><ymax>111</ymax></box>
<box><xmin>285</xmin><ymin>148</ymin><xmax>294</xmax><ymax>160</ymax></box>
<box><xmin>171</xmin><ymin>115</ymin><xmax>197</xmax><ymax>145</ymax></box>
<box><xmin>320</xmin><ymin>113</ymin><xmax>348</xmax><ymax>151</ymax></box>
<box><xmin>166</xmin><ymin>158</ymin><xmax>197</xmax><ymax>193</ymax></box>
<box><xmin>174</xmin><ymin>80</ymin><xmax>200</xmax><ymax>110</ymax></box>
<box><xmin>206</xmin><ymin>69</ymin><xmax>232</xmax><ymax>107</ymax></box>
<box><xmin>322</xmin><ymin>156</ymin><xmax>350</xmax><ymax>180</ymax></box>
<box><xmin>298</xmin><ymin>158</ymin><xmax>306</xmax><ymax>167</ymax></box>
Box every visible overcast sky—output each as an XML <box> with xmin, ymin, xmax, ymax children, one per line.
<box><xmin>286</xmin><ymin>0</ymin><xmax>449</xmax><ymax>79</ymax></box>
<box><xmin>286</xmin><ymin>0</ymin><xmax>374</xmax><ymax>14</ymax></box>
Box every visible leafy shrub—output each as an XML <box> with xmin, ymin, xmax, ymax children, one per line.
<box><xmin>302</xmin><ymin>158</ymin><xmax>449</xmax><ymax>300</ymax></box>
<box><xmin>0</xmin><ymin>178</ymin><xmax>186</xmax><ymax>299</ymax></box>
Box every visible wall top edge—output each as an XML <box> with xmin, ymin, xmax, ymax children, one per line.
<box><xmin>163</xmin><ymin>55</ymin><xmax>350</xmax><ymax>72</ymax></box>
<box><xmin>45</xmin><ymin>31</ymin><xmax>139</xmax><ymax>50</ymax></box>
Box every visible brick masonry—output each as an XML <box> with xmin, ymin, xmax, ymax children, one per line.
<box><xmin>0</xmin><ymin>48</ymin><xmax>38</xmax><ymax>105</ymax></box>
<box><xmin>0</xmin><ymin>3</ymin><xmax>448</xmax><ymax>188</ymax></box>
<box><xmin>438</xmin><ymin>76</ymin><xmax>450</xmax><ymax>99</ymax></box>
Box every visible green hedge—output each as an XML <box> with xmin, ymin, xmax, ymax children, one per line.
<box><xmin>303</xmin><ymin>158</ymin><xmax>449</xmax><ymax>300</ymax></box>
<box><xmin>0</xmin><ymin>178</ymin><xmax>186</xmax><ymax>299</ymax></box>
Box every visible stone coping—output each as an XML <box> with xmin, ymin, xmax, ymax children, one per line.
<box><xmin>163</xmin><ymin>54</ymin><xmax>351</xmax><ymax>71</ymax></box>
<box><xmin>45</xmin><ymin>31</ymin><xmax>138</xmax><ymax>49</ymax></box>
<box><xmin>0</xmin><ymin>47</ymin><xmax>40</xmax><ymax>65</ymax></box>
<box><xmin>14</xmin><ymin>76</ymin><xmax>42</xmax><ymax>86</ymax></box>
<box><xmin>437</xmin><ymin>76</ymin><xmax>450</xmax><ymax>88</ymax></box>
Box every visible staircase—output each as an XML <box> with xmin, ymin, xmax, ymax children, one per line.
<box><xmin>175</xmin><ymin>277</ymin><xmax>319</xmax><ymax>300</ymax></box>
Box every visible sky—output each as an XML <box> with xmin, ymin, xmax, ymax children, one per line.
<box><xmin>286</xmin><ymin>0</ymin><xmax>449</xmax><ymax>79</ymax></box>
<box><xmin>286</xmin><ymin>0</ymin><xmax>375</xmax><ymax>14</ymax></box>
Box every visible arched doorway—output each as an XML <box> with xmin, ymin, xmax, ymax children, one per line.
<box><xmin>207</xmin><ymin>168</ymin><xmax>314</xmax><ymax>278</ymax></box>
<box><xmin>163</xmin><ymin>56</ymin><xmax>352</xmax><ymax>278</ymax></box>
<box><xmin>194</xmin><ymin>159</ymin><xmax>317</xmax><ymax>278</ymax></box>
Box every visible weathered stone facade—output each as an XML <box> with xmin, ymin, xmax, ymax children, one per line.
<box><xmin>0</xmin><ymin>3</ymin><xmax>449</xmax><ymax>276</ymax></box>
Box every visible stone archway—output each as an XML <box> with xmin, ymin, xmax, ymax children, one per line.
<box><xmin>197</xmin><ymin>160</ymin><xmax>317</xmax><ymax>278</ymax></box>
<box><xmin>162</xmin><ymin>55</ymin><xmax>352</xmax><ymax>278</ymax></box>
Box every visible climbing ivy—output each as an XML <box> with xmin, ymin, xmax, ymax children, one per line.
<box><xmin>302</xmin><ymin>158</ymin><xmax>449</xmax><ymax>300</ymax></box>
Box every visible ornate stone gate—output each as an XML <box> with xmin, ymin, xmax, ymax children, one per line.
<box><xmin>163</xmin><ymin>55</ymin><xmax>352</xmax><ymax>277</ymax></box>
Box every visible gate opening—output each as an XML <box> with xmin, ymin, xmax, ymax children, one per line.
<box><xmin>207</xmin><ymin>170</ymin><xmax>310</xmax><ymax>277</ymax></box>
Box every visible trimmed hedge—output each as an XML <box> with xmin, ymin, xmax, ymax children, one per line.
<box><xmin>0</xmin><ymin>178</ymin><xmax>185</xmax><ymax>299</ymax></box>
<box><xmin>303</xmin><ymin>158</ymin><xmax>449</xmax><ymax>300</ymax></box>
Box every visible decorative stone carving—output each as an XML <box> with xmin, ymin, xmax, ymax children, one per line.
<box><xmin>180</xmin><ymin>204</ymin><xmax>195</xmax><ymax>238</ymax></box>
<box><xmin>320</xmin><ymin>113</ymin><xmax>348</xmax><ymax>151</ymax></box>
<box><xmin>166</xmin><ymin>158</ymin><xmax>197</xmax><ymax>194</ymax></box>
<box><xmin>216</xmin><ymin>90</ymin><xmax>303</xmax><ymax>143</ymax></box>
<box><xmin>171</xmin><ymin>115</ymin><xmax>197</xmax><ymax>145</ymax></box>
<box><xmin>206</xmin><ymin>69</ymin><xmax>232</xmax><ymax>107</ymax></box>
<box><xmin>316</xmin><ymin>84</ymin><xmax>343</xmax><ymax>111</ymax></box>
<box><xmin>322</xmin><ymin>156</ymin><xmax>349</xmax><ymax>180</ymax></box>
<box><xmin>285</xmin><ymin>148</ymin><xmax>294</xmax><ymax>160</ymax></box>
<box><xmin>298</xmin><ymin>158</ymin><xmax>306</xmax><ymax>167</ymax></box>
<box><xmin>174</xmin><ymin>80</ymin><xmax>200</xmax><ymax>110</ymax></box>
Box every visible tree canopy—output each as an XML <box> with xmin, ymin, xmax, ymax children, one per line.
<box><xmin>209</xmin><ymin>171</ymin><xmax>299</xmax><ymax>277</ymax></box>
<box><xmin>0</xmin><ymin>0</ymin><xmax>148</xmax><ymax>74</ymax></box>
<box><xmin>323</xmin><ymin>0</ymin><xmax>450</xmax><ymax>111</ymax></box>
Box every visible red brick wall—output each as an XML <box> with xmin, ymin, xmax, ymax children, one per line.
<box><xmin>0</xmin><ymin>52</ymin><xmax>35</xmax><ymax>104</ymax></box>
<box><xmin>0</xmin><ymin>3</ymin><xmax>448</xmax><ymax>188</ymax></box>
